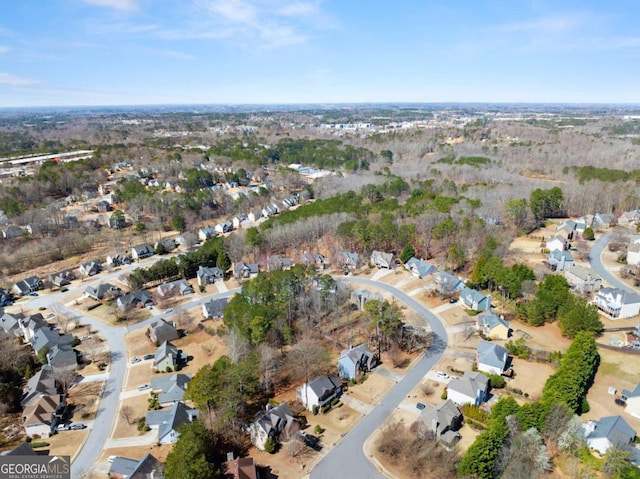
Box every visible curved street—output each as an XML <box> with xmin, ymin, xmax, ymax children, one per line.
<box><xmin>310</xmin><ymin>277</ymin><xmax>448</xmax><ymax>479</ymax></box>
<box><xmin>589</xmin><ymin>232</ymin><xmax>637</xmax><ymax>293</ymax></box>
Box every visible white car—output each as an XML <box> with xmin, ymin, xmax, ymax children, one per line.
<box><xmin>436</xmin><ymin>371</ymin><xmax>449</xmax><ymax>380</ymax></box>
<box><xmin>108</xmin><ymin>456</ymin><xmax>117</xmax><ymax>463</ymax></box>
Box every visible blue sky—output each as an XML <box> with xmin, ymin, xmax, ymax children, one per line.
<box><xmin>1</xmin><ymin>0</ymin><xmax>639</xmax><ymax>106</ymax></box>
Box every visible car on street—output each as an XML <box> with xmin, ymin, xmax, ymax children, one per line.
<box><xmin>416</xmin><ymin>402</ymin><xmax>426</xmax><ymax>410</ymax></box>
<box><xmin>436</xmin><ymin>371</ymin><xmax>449</xmax><ymax>380</ymax></box>
<box><xmin>70</xmin><ymin>423</ymin><xmax>86</xmax><ymax>430</ymax></box>
<box><xmin>130</xmin><ymin>357</ymin><xmax>141</xmax><ymax>364</ymax></box>
<box><xmin>46</xmin><ymin>313</ymin><xmax>55</xmax><ymax>318</ymax></box>
<box><xmin>138</xmin><ymin>384</ymin><xmax>150</xmax><ymax>391</ymax></box>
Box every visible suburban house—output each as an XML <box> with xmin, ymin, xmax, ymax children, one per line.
<box><xmin>154</xmin><ymin>341</ymin><xmax>186</xmax><ymax>372</ymax></box>
<box><xmin>20</xmin><ymin>313</ymin><xmax>48</xmax><ymax>343</ymax></box>
<box><xmin>223</xmin><ymin>455</ymin><xmax>258</xmax><ymax>479</ymax></box>
<box><xmin>146</xmin><ymin>401</ymin><xmax>199</xmax><ymax>444</ymax></box>
<box><xmin>628</xmin><ymin>242</ymin><xmax>640</xmax><ymax>266</ymax></box>
<box><xmin>336</xmin><ymin>251</ymin><xmax>362</xmax><ymax>271</ymax></box>
<box><xmin>459</xmin><ymin>287</ymin><xmax>491</xmax><ymax>312</ymax></box>
<box><xmin>435</xmin><ymin>272</ymin><xmax>465</xmax><ymax>294</ymax></box>
<box><xmin>546</xmin><ymin>235</ymin><xmax>567</xmax><ymax>253</ymax></box>
<box><xmin>176</xmin><ymin>232</ymin><xmax>198</xmax><ymax>248</ymax></box>
<box><xmin>370</xmin><ymin>251</ymin><xmax>395</xmax><ymax>269</ymax></box>
<box><xmin>131</xmin><ymin>244</ymin><xmax>154</xmax><ymax>261</ymax></box>
<box><xmin>418</xmin><ymin>399</ymin><xmax>463</xmax><ymax>449</ymax></box>
<box><xmin>476</xmin><ymin>340</ymin><xmax>510</xmax><ymax>375</ymax></box>
<box><xmin>84</xmin><ymin>283</ymin><xmax>122</xmax><ymax>301</ymax></box>
<box><xmin>116</xmin><ymin>291</ymin><xmax>153</xmax><ymax>312</ymax></box>
<box><xmin>583</xmin><ymin>415</ymin><xmax>636</xmax><ymax>455</ymax></box>
<box><xmin>105</xmin><ymin>253</ymin><xmax>130</xmax><ymax>266</ymax></box>
<box><xmin>248</xmin><ymin>210</ymin><xmax>263</xmax><ymax>223</ymax></box>
<box><xmin>108</xmin><ymin>454</ymin><xmax>163</xmax><ymax>479</ymax></box>
<box><xmin>2</xmin><ymin>225</ymin><xmax>24</xmax><ymax>239</ymax></box>
<box><xmin>156</xmin><ymin>279</ymin><xmax>194</xmax><ymax>297</ymax></box>
<box><xmin>232</xmin><ymin>214</ymin><xmax>248</xmax><ymax>229</ymax></box>
<box><xmin>22</xmin><ymin>394</ymin><xmax>65</xmax><ymax>438</ymax></box>
<box><xmin>46</xmin><ymin>345</ymin><xmax>78</xmax><ymax>370</ymax></box>
<box><xmin>202</xmin><ymin>297</ymin><xmax>229</xmax><ymax>320</ymax></box>
<box><xmin>338</xmin><ymin>344</ymin><xmax>377</xmax><ymax>381</ymax></box>
<box><xmin>0</xmin><ymin>312</ymin><xmax>21</xmax><ymax>336</ymax></box>
<box><xmin>477</xmin><ymin>311</ymin><xmax>511</xmax><ymax>340</ymax></box>
<box><xmin>266</xmin><ymin>255</ymin><xmax>292</xmax><ymax>271</ymax></box>
<box><xmin>155</xmin><ymin>238</ymin><xmax>177</xmax><ymax>253</ymax></box>
<box><xmin>150</xmin><ymin>373</ymin><xmax>192</xmax><ymax>407</ymax></box>
<box><xmin>233</xmin><ymin>262</ymin><xmax>259</xmax><ymax>280</ymax></box>
<box><xmin>0</xmin><ymin>288</ymin><xmax>12</xmax><ymax>307</ymax></box>
<box><xmin>12</xmin><ymin>276</ymin><xmax>43</xmax><ymax>296</ymax></box>
<box><xmin>447</xmin><ymin>371</ymin><xmax>490</xmax><ymax>406</ymax></box>
<box><xmin>351</xmin><ymin>289</ymin><xmax>383</xmax><ymax>310</ymax></box>
<box><xmin>215</xmin><ymin>221</ymin><xmax>233</xmax><ymax>234</ymax></box>
<box><xmin>593</xmin><ymin>287</ymin><xmax>640</xmax><ymax>319</ymax></box>
<box><xmin>297</xmin><ymin>374</ymin><xmax>343</xmax><ymax>411</ymax></box>
<box><xmin>621</xmin><ymin>383</ymin><xmax>640</xmax><ymax>418</ymax></box>
<box><xmin>196</xmin><ymin>265</ymin><xmax>224</xmax><ymax>286</ymax></box>
<box><xmin>30</xmin><ymin>326</ymin><xmax>75</xmax><ymax>357</ymax></box>
<box><xmin>565</xmin><ymin>266</ymin><xmax>602</xmax><ymax>294</ymax></box>
<box><xmin>300</xmin><ymin>252</ymin><xmax>326</xmax><ymax>269</ymax></box>
<box><xmin>21</xmin><ymin>364</ymin><xmax>57</xmax><ymax>408</ymax></box>
<box><xmin>148</xmin><ymin>319</ymin><xmax>179</xmax><ymax>345</ymax></box>
<box><xmin>548</xmin><ymin>249</ymin><xmax>575</xmax><ymax>272</ymax></box>
<box><xmin>619</xmin><ymin>210</ymin><xmax>640</xmax><ymax>226</ymax></box>
<box><xmin>48</xmin><ymin>269</ymin><xmax>75</xmax><ymax>288</ymax></box>
<box><xmin>249</xmin><ymin>403</ymin><xmax>297</xmax><ymax>451</ymax></box>
<box><xmin>593</xmin><ymin>212</ymin><xmax>615</xmax><ymax>229</ymax></box>
<box><xmin>78</xmin><ymin>260</ymin><xmax>102</xmax><ymax>277</ymax></box>
<box><xmin>405</xmin><ymin>257</ymin><xmax>437</xmax><ymax>279</ymax></box>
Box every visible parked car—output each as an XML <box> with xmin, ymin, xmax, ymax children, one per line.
<box><xmin>436</xmin><ymin>371</ymin><xmax>449</xmax><ymax>380</ymax></box>
<box><xmin>70</xmin><ymin>423</ymin><xmax>86</xmax><ymax>430</ymax></box>
<box><xmin>28</xmin><ymin>292</ymin><xmax>39</xmax><ymax>297</ymax></box>
<box><xmin>299</xmin><ymin>431</ymin><xmax>320</xmax><ymax>449</ymax></box>
<box><xmin>56</xmin><ymin>423</ymin><xmax>71</xmax><ymax>431</ymax></box>
<box><xmin>138</xmin><ymin>384</ymin><xmax>150</xmax><ymax>391</ymax></box>
<box><xmin>108</xmin><ymin>456</ymin><xmax>117</xmax><ymax>463</ymax></box>
<box><xmin>131</xmin><ymin>357</ymin><xmax>141</xmax><ymax>364</ymax></box>
<box><xmin>416</xmin><ymin>402</ymin><xmax>426</xmax><ymax>410</ymax></box>
<box><xmin>143</xmin><ymin>354</ymin><xmax>154</xmax><ymax>360</ymax></box>
<box><xmin>449</xmin><ymin>298</ymin><xmax>457</xmax><ymax>304</ymax></box>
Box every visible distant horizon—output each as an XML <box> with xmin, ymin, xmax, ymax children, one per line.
<box><xmin>2</xmin><ymin>1</ymin><xmax>640</xmax><ymax>107</ymax></box>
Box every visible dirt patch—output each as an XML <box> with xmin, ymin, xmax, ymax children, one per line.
<box><xmin>507</xmin><ymin>358</ymin><xmax>555</xmax><ymax>402</ymax></box>
<box><xmin>35</xmin><ymin>429</ymin><xmax>89</xmax><ymax>459</ymax></box>
<box><xmin>125</xmin><ymin>362</ymin><xmax>154</xmax><ymax>391</ymax></box>
<box><xmin>346</xmin><ymin>374</ymin><xmax>394</xmax><ymax>406</ymax></box>
<box><xmin>125</xmin><ymin>328</ymin><xmax>156</xmax><ymax>361</ymax></box>
<box><xmin>67</xmin><ymin>382</ymin><xmax>104</xmax><ymax>422</ymax></box>
<box><xmin>172</xmin><ymin>328</ymin><xmax>227</xmax><ymax>376</ymax></box>
<box><xmin>112</xmin><ymin>394</ymin><xmax>150</xmax><ymax>439</ymax></box>
<box><xmin>99</xmin><ymin>443</ymin><xmax>174</xmax><ymax>463</ymax></box>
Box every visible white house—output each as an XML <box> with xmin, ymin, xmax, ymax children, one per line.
<box><xmin>249</xmin><ymin>403</ymin><xmax>296</xmax><ymax>451</ymax></box>
<box><xmin>546</xmin><ymin>235</ymin><xmax>567</xmax><ymax>252</ymax></box>
<box><xmin>593</xmin><ymin>287</ymin><xmax>640</xmax><ymax>319</ymax></box>
<box><xmin>476</xmin><ymin>340</ymin><xmax>509</xmax><ymax>375</ymax></box>
<box><xmin>583</xmin><ymin>415</ymin><xmax>635</xmax><ymax>455</ymax></box>
<box><xmin>447</xmin><ymin>372</ymin><xmax>489</xmax><ymax>406</ymax></box>
<box><xmin>622</xmin><ymin>383</ymin><xmax>640</xmax><ymax>419</ymax></box>
<box><xmin>296</xmin><ymin>374</ymin><xmax>342</xmax><ymax>411</ymax></box>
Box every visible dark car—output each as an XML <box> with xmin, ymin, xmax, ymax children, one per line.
<box><xmin>615</xmin><ymin>398</ymin><xmax>626</xmax><ymax>407</ymax></box>
<box><xmin>299</xmin><ymin>431</ymin><xmax>321</xmax><ymax>450</ymax></box>
<box><xmin>143</xmin><ymin>354</ymin><xmax>154</xmax><ymax>360</ymax></box>
<box><xmin>416</xmin><ymin>402</ymin><xmax>426</xmax><ymax>410</ymax></box>
<box><xmin>449</xmin><ymin>298</ymin><xmax>457</xmax><ymax>304</ymax></box>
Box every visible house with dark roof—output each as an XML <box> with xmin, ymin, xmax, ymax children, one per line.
<box><xmin>233</xmin><ymin>262</ymin><xmax>259</xmax><ymax>280</ymax></box>
<box><xmin>266</xmin><ymin>255</ymin><xmax>292</xmax><ymax>272</ymax></box>
<box><xmin>154</xmin><ymin>341</ymin><xmax>185</xmax><ymax>372</ymax></box>
<box><xmin>21</xmin><ymin>364</ymin><xmax>57</xmax><ymax>407</ymax></box>
<box><xmin>202</xmin><ymin>297</ymin><xmax>229</xmax><ymax>320</ymax></box>
<box><xmin>176</xmin><ymin>231</ymin><xmax>198</xmax><ymax>248</ymax></box>
<box><xmin>215</xmin><ymin>221</ymin><xmax>233</xmax><ymax>234</ymax></box>
<box><xmin>593</xmin><ymin>212</ymin><xmax>615</xmax><ymax>229</ymax></box>
<box><xmin>78</xmin><ymin>260</ymin><xmax>102</xmax><ymax>277</ymax></box>
<box><xmin>338</xmin><ymin>344</ymin><xmax>377</xmax><ymax>381</ymax></box>
<box><xmin>249</xmin><ymin>403</ymin><xmax>297</xmax><ymax>450</ymax></box>
<box><xmin>151</xmin><ymin>373</ymin><xmax>192</xmax><ymax>407</ymax></box>
<box><xmin>297</xmin><ymin>374</ymin><xmax>342</xmax><ymax>411</ymax></box>
<box><xmin>12</xmin><ymin>276</ymin><xmax>43</xmax><ymax>296</ymax></box>
<box><xmin>116</xmin><ymin>291</ymin><xmax>153</xmax><ymax>312</ymax></box>
<box><xmin>131</xmin><ymin>244</ymin><xmax>154</xmax><ymax>261</ymax></box>
<box><xmin>22</xmin><ymin>393</ymin><xmax>65</xmax><ymax>438</ymax></box>
<box><xmin>0</xmin><ymin>312</ymin><xmax>21</xmax><ymax>336</ymax></box>
<box><xmin>84</xmin><ymin>283</ymin><xmax>122</xmax><ymax>301</ymax></box>
<box><xmin>370</xmin><ymin>251</ymin><xmax>395</xmax><ymax>269</ymax></box>
<box><xmin>548</xmin><ymin>249</ymin><xmax>575</xmax><ymax>272</ymax></box>
<box><xmin>46</xmin><ymin>345</ymin><xmax>78</xmax><ymax>370</ymax></box>
<box><xmin>223</xmin><ymin>455</ymin><xmax>258</xmax><ymax>479</ymax></box>
<box><xmin>583</xmin><ymin>415</ymin><xmax>636</xmax><ymax>455</ymax></box>
<box><xmin>148</xmin><ymin>319</ymin><xmax>179</xmax><ymax>345</ymax></box>
<box><xmin>106</xmin><ymin>253</ymin><xmax>131</xmax><ymax>266</ymax></box>
<box><xmin>447</xmin><ymin>371</ymin><xmax>490</xmax><ymax>406</ymax></box>
<box><xmin>300</xmin><ymin>252</ymin><xmax>326</xmax><ymax>270</ymax></box>
<box><xmin>0</xmin><ymin>287</ymin><xmax>12</xmax><ymax>307</ymax></box>
<box><xmin>247</xmin><ymin>210</ymin><xmax>263</xmax><ymax>223</ymax></box>
<box><xmin>108</xmin><ymin>453</ymin><xmax>164</xmax><ymax>479</ymax></box>
<box><xmin>48</xmin><ymin>269</ymin><xmax>75</xmax><ymax>288</ymax></box>
<box><xmin>146</xmin><ymin>401</ymin><xmax>199</xmax><ymax>444</ymax></box>
<box><xmin>418</xmin><ymin>399</ymin><xmax>463</xmax><ymax>449</ymax></box>
<box><xmin>476</xmin><ymin>340</ymin><xmax>510</xmax><ymax>375</ymax></box>
<box><xmin>196</xmin><ymin>265</ymin><xmax>224</xmax><ymax>286</ymax></box>
<box><xmin>477</xmin><ymin>311</ymin><xmax>511</xmax><ymax>340</ymax></box>
<box><xmin>351</xmin><ymin>289</ymin><xmax>383</xmax><ymax>311</ymax></box>
<box><xmin>405</xmin><ymin>257</ymin><xmax>437</xmax><ymax>279</ymax></box>
<box><xmin>593</xmin><ymin>287</ymin><xmax>640</xmax><ymax>319</ymax></box>
<box><xmin>198</xmin><ymin>227</ymin><xmax>217</xmax><ymax>242</ymax></box>
<box><xmin>29</xmin><ymin>327</ymin><xmax>74</xmax><ymax>357</ymax></box>
<box><xmin>155</xmin><ymin>238</ymin><xmax>177</xmax><ymax>253</ymax></box>
<box><xmin>459</xmin><ymin>287</ymin><xmax>490</xmax><ymax>311</ymax></box>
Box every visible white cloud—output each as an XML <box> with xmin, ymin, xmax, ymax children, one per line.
<box><xmin>0</xmin><ymin>46</ymin><xmax>10</xmax><ymax>54</ymax></box>
<box><xmin>0</xmin><ymin>72</ymin><xmax>38</xmax><ymax>85</ymax></box>
<box><xmin>83</xmin><ymin>0</ymin><xmax>142</xmax><ymax>11</ymax></box>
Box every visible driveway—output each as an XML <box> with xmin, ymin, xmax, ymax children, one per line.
<box><xmin>310</xmin><ymin>277</ymin><xmax>448</xmax><ymax>479</ymax></box>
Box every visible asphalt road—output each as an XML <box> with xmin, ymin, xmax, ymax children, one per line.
<box><xmin>589</xmin><ymin>232</ymin><xmax>637</xmax><ymax>293</ymax></box>
<box><xmin>310</xmin><ymin>277</ymin><xmax>448</xmax><ymax>479</ymax></box>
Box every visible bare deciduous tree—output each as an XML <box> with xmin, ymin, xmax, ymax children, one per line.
<box><xmin>120</xmin><ymin>405</ymin><xmax>134</xmax><ymax>425</ymax></box>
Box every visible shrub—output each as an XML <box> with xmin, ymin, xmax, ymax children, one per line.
<box><xmin>165</xmin><ymin>366</ymin><xmax>172</xmax><ymax>372</ymax></box>
<box><xmin>137</xmin><ymin>417</ymin><xmax>150</xmax><ymax>432</ymax></box>
<box><xmin>314</xmin><ymin>424</ymin><xmax>324</xmax><ymax>435</ymax></box>
<box><xmin>312</xmin><ymin>405</ymin><xmax>319</xmax><ymax>415</ymax></box>
<box><xmin>29</xmin><ymin>441</ymin><xmax>50</xmax><ymax>449</ymax></box>
<box><xmin>488</xmin><ymin>374</ymin><xmax>506</xmax><ymax>389</ymax></box>
<box><xmin>263</xmin><ymin>437</ymin><xmax>277</xmax><ymax>454</ymax></box>
<box><xmin>321</xmin><ymin>404</ymin><xmax>331</xmax><ymax>414</ymax></box>
<box><xmin>97</xmin><ymin>362</ymin><xmax>107</xmax><ymax>371</ymax></box>
<box><xmin>441</xmin><ymin>389</ymin><xmax>448</xmax><ymax>400</ymax></box>
<box><xmin>331</xmin><ymin>397</ymin><xmax>340</xmax><ymax>407</ymax></box>
<box><xmin>60</xmin><ymin>287</ymin><xmax>68</xmax><ymax>292</ymax></box>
